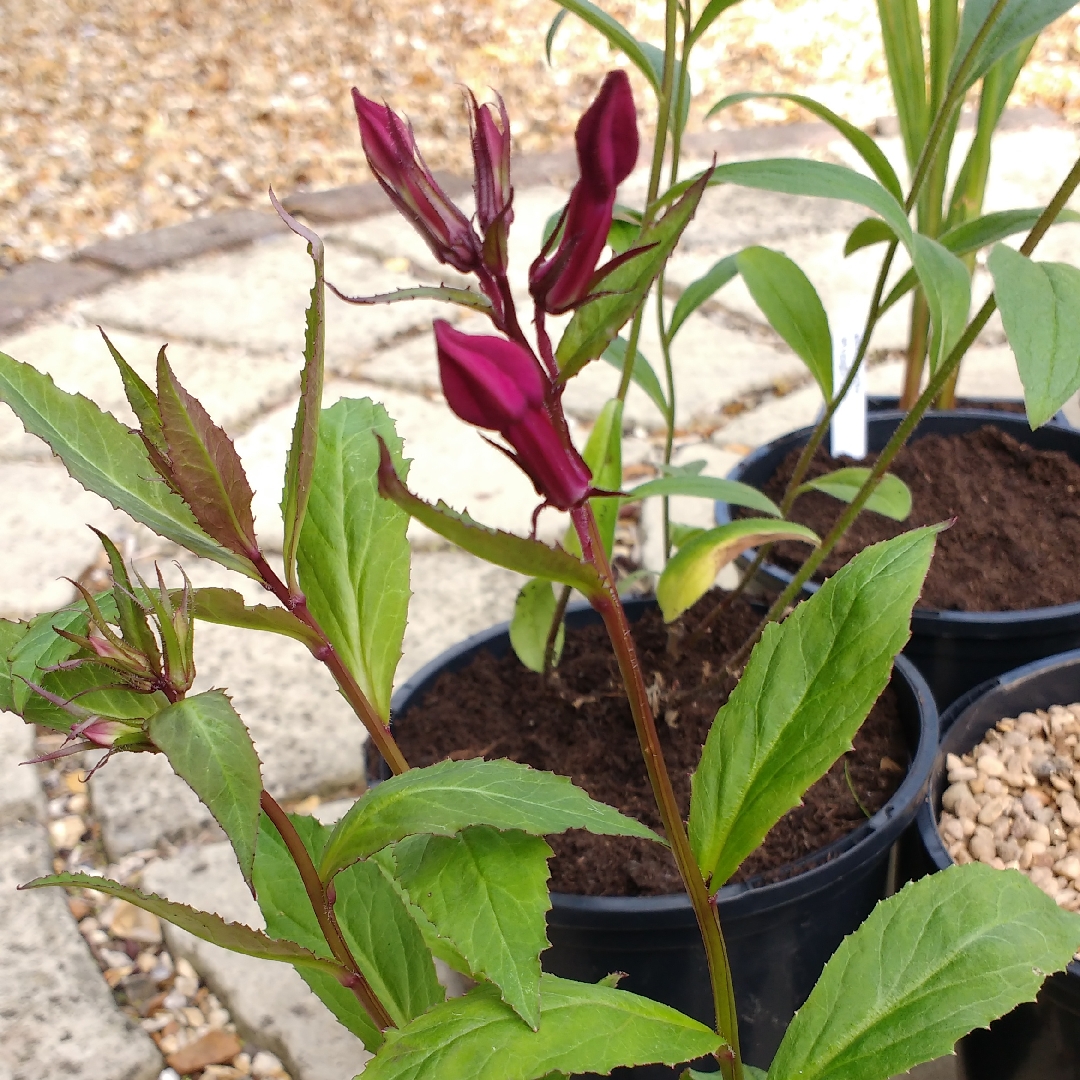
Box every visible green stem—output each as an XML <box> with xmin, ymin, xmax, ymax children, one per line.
<box><xmin>543</xmin><ymin>584</ymin><xmax>572</xmax><ymax>678</ymax></box>
<box><xmin>571</xmin><ymin>503</ymin><xmax>742</xmax><ymax>1079</ymax></box>
<box><xmin>657</xmin><ymin>275</ymin><xmax>677</xmax><ymax>559</ymax></box>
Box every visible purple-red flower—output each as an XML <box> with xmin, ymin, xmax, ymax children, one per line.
<box><xmin>530</xmin><ymin>71</ymin><xmax>639</xmax><ymax>313</ymax></box>
<box><xmin>353</xmin><ymin>89</ymin><xmax>481</xmax><ymax>274</ymax></box>
<box><xmin>435</xmin><ymin>320</ymin><xmax>592</xmax><ymax>510</ymax></box>
<box><xmin>470</xmin><ymin>92</ymin><xmax>514</xmax><ymax>275</ymax></box>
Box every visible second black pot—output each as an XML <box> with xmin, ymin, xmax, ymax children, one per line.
<box><xmin>386</xmin><ymin>599</ymin><xmax>938</xmax><ymax>1074</ymax></box>
<box><xmin>715</xmin><ymin>411</ymin><xmax>1080</xmax><ymax>712</ymax></box>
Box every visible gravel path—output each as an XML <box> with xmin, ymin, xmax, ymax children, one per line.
<box><xmin>3</xmin><ymin>0</ymin><xmax>1078</xmax><ymax>269</ymax></box>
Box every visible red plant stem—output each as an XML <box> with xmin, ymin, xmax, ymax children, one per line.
<box><xmin>259</xmin><ymin>791</ymin><xmax>395</xmax><ymax>1031</ymax></box>
<box><xmin>570</xmin><ymin>504</ymin><xmax>742</xmax><ymax>1080</ymax></box>
<box><xmin>252</xmin><ymin>555</ymin><xmax>410</xmax><ymax>776</ymax></box>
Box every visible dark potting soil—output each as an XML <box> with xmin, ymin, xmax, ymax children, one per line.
<box><xmin>760</xmin><ymin>424</ymin><xmax>1080</xmax><ymax>612</ymax></box>
<box><xmin>387</xmin><ymin>594</ymin><xmax>907</xmax><ymax>896</ymax></box>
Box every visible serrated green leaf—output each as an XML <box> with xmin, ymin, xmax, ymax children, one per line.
<box><xmin>9</xmin><ymin>605</ymin><xmax>95</xmax><ymax>712</ymax></box>
<box><xmin>297</xmin><ymin>399</ymin><xmax>410</xmax><ymax>721</ymax></box>
<box><xmin>624</xmin><ymin>475</ymin><xmax>781</xmax><ymax>517</ymax></box>
<box><xmin>392</xmin><ymin>827</ymin><xmax>552</xmax><ymax>1028</ymax></box>
<box><xmin>377</xmin><ymin>449</ymin><xmax>604</xmax><ymax>598</ymax></box>
<box><xmin>22</xmin><ymin>872</ymin><xmax>343</xmax><ymax>975</ymax></box>
<box><xmin>600</xmin><ymin>337</ymin><xmax>668</xmax><ymax>419</ymax></box>
<box><xmin>556</xmin><ymin>172</ymin><xmax>709</xmax><ymax>378</ymax></box>
<box><xmin>92</xmin><ymin>529</ymin><xmax>160</xmax><ymax>666</ymax></box>
<box><xmin>988</xmin><ymin>244</ymin><xmax>1080</xmax><ymax>429</ymax></box>
<box><xmin>188</xmin><ymin>588</ymin><xmax>320</xmax><ymax>648</ymax></box>
<box><xmin>768</xmin><ymin>865</ymin><xmax>1080</xmax><ymax>1080</ymax></box>
<box><xmin>708</xmin><ymin>93</ymin><xmax>903</xmax><ymax>204</ymax></box>
<box><xmin>361</xmin><ymin>974</ymin><xmax>722</xmax><ymax>1080</ymax></box>
<box><xmin>320</xmin><ymin>758</ymin><xmax>661</xmax><ymax>881</ymax></box>
<box><xmin>98</xmin><ymin>331</ymin><xmax>166</xmax><ymax>457</ymax></box>
<box><xmin>669</xmin><ymin>255</ymin><xmax>740</xmax><ymax>341</ymax></box>
<box><xmin>23</xmin><ymin>664</ymin><xmax>166</xmax><ymax>731</ymax></box>
<box><xmin>148</xmin><ymin>690</ymin><xmax>262</xmax><ymax>884</ymax></box>
<box><xmin>690</xmin><ymin>527</ymin><xmax>939</xmax><ymax>891</ymax></box>
<box><xmin>509</xmin><ymin>579</ymin><xmax>564</xmax><ymax>674</ymax></box>
<box><xmin>844</xmin><ymin>218</ymin><xmax>897</xmax><ymax>256</ymax></box>
<box><xmin>0</xmin><ymin>352</ymin><xmax>256</xmax><ymax>577</ymax></box>
<box><xmin>657</xmin><ymin>520</ymin><xmax>819</xmax><ymax>623</ymax></box>
<box><xmin>0</xmin><ymin>619</ymin><xmax>28</xmax><ymax>713</ymax></box>
<box><xmin>796</xmin><ymin>468</ymin><xmax>912</xmax><ymax>521</ymax></box>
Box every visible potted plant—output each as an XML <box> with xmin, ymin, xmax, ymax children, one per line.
<box><xmin>2</xmin><ymin>5</ymin><xmax>1080</xmax><ymax>1080</ymax></box>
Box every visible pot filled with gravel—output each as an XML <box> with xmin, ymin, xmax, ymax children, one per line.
<box><xmin>915</xmin><ymin>648</ymin><xmax>1080</xmax><ymax>1079</ymax></box>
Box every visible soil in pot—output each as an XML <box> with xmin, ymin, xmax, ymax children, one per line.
<box><xmin>757</xmin><ymin>424</ymin><xmax>1080</xmax><ymax>612</ymax></box>
<box><xmin>387</xmin><ymin>592</ymin><xmax>908</xmax><ymax>896</ymax></box>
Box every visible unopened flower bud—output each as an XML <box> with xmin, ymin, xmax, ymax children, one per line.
<box><xmin>470</xmin><ymin>92</ymin><xmax>513</xmax><ymax>274</ymax></box>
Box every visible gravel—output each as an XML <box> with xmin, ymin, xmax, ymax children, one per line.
<box><xmin>3</xmin><ymin>0</ymin><xmax>1078</xmax><ymax>269</ymax></box>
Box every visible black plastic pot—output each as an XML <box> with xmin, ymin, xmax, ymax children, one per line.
<box><xmin>915</xmin><ymin>649</ymin><xmax>1080</xmax><ymax>1080</ymax></box>
<box><xmin>715</xmin><ymin>411</ymin><xmax>1080</xmax><ymax>712</ymax></box>
<box><xmin>386</xmin><ymin>599</ymin><xmax>939</xmax><ymax>1074</ymax></box>
<box><xmin>865</xmin><ymin>396</ymin><xmax>1071</xmax><ymax>427</ymax></box>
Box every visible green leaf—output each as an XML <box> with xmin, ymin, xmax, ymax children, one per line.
<box><xmin>796</xmin><ymin>469</ymin><xmax>912</xmax><ymax>521</ymax></box>
<box><xmin>273</xmin><ymin>191</ymin><xmax>327</xmax><ymax>595</ymax></box>
<box><xmin>708</xmin><ymin>93</ymin><xmax>903</xmax><ymax>204</ymax></box>
<box><xmin>99</xmin><ymin>331</ymin><xmax>165</xmax><ymax>457</ymax></box>
<box><xmin>688</xmin><ymin>0</ymin><xmax>746</xmax><ymax>47</ymax></box>
<box><xmin>844</xmin><ymin>218</ymin><xmax>897</xmax><ymax>256</ymax></box>
<box><xmin>93</xmin><ymin>528</ymin><xmax>160</xmax><ymax>665</ymax></box>
<box><xmin>188</xmin><ymin>588</ymin><xmax>321</xmax><ymax>649</ymax></box>
<box><xmin>876</xmin><ymin>0</ymin><xmax>928</xmax><ymax>170</ymax></box>
<box><xmin>581</xmin><ymin>398</ymin><xmax>623</xmax><ymax>558</ymax></box>
<box><xmin>376</xmin><ymin>447</ymin><xmax>604</xmax><ymax>599</ymax></box>
<box><xmin>669</xmin><ymin>254</ymin><xmax>739</xmax><ymax>341</ymax></box>
<box><xmin>509</xmin><ymin>579</ymin><xmax>564</xmax><ymax>674</ymax></box>
<box><xmin>657</xmin><ymin>520</ymin><xmax>820</xmax><ymax>623</ymax></box>
<box><xmin>951</xmin><ymin>0</ymin><xmax>1075</xmax><ymax>94</ymax></box>
<box><xmin>148</xmin><ymin>690</ymin><xmax>262</xmax><ymax>885</ymax></box>
<box><xmin>0</xmin><ymin>352</ymin><xmax>256</xmax><ymax>577</ymax></box>
<box><xmin>0</xmin><ymin>619</ymin><xmax>28</xmax><ymax>713</ymax></box>
<box><xmin>624</xmin><ymin>475</ymin><xmax>781</xmax><ymax>518</ymax></box>
<box><xmin>319</xmin><ymin>758</ymin><xmax>661</xmax><ymax>881</ymax></box>
<box><xmin>735</xmin><ymin>247</ymin><xmax>833</xmax><ymax>398</ymax></box>
<box><xmin>22</xmin><ymin>872</ymin><xmax>344</xmax><ymax>976</ymax></box>
<box><xmin>668</xmin><ymin>523</ymin><xmax>706</xmax><ymax>551</ymax></box>
<box><xmin>988</xmin><ymin>244</ymin><xmax>1080</xmax><ymax>429</ymax></box>
<box><xmin>156</xmin><ymin>350</ymin><xmax>259</xmax><ymax>559</ymax></box>
<box><xmin>600</xmin><ymin>337</ymin><xmax>668</xmax><ymax>419</ymax></box>
<box><xmin>392</xmin><ymin>826</ymin><xmax>553</xmax><ymax>1028</ymax></box>
<box><xmin>298</xmin><ymin>399</ymin><xmax>411</xmax><ymax>721</ymax></box>
<box><xmin>23</xmin><ymin>664</ymin><xmax>166</xmax><ymax>730</ymax></box>
<box><xmin>361</xmin><ymin>974</ymin><xmax>722</xmax><ymax>1080</ymax></box>
<box><xmin>940</xmin><ymin>206</ymin><xmax>1080</xmax><ymax>256</ymax></box>
<box><xmin>545</xmin><ymin>9</ymin><xmax>569</xmax><ymax>65</ymax></box>
<box><xmin>911</xmin><ymin>232</ymin><xmax>971</xmax><ymax>370</ymax></box>
<box><xmin>768</xmin><ymin>864</ymin><xmax>1080</xmax><ymax>1080</ymax></box>
<box><xmin>9</xmin><ymin>605</ymin><xmax>95</xmax><ymax>712</ymax></box>
<box><xmin>690</xmin><ymin>526</ymin><xmax>940</xmax><ymax>890</ymax></box>
<box><xmin>547</xmin><ymin>1</ymin><xmax>660</xmax><ymax>91</ymax></box>
<box><xmin>327</xmin><ymin>282</ymin><xmax>493</xmax><ymax>315</ymax></box>
<box><xmin>556</xmin><ymin>172</ymin><xmax>709</xmax><ymax>378</ymax></box>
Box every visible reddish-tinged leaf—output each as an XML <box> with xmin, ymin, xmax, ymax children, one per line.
<box><xmin>98</xmin><ymin>331</ymin><xmax>167</xmax><ymax>457</ymax></box>
<box><xmin>156</xmin><ymin>350</ymin><xmax>259</xmax><ymax>560</ymax></box>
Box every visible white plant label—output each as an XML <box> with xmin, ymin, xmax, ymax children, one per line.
<box><xmin>830</xmin><ymin>326</ymin><xmax>866</xmax><ymax>459</ymax></box>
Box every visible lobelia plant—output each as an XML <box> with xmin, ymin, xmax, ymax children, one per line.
<box><xmin>3</xmin><ymin>9</ymin><xmax>1080</xmax><ymax>1080</ymax></box>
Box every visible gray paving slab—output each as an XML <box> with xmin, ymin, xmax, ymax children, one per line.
<box><xmin>0</xmin><ymin>821</ymin><xmax>162</xmax><ymax>1080</ymax></box>
<box><xmin>0</xmin><ymin>259</ymin><xmax>119</xmax><ymax>335</ymax></box>
<box><xmin>141</xmin><ymin>842</ymin><xmax>370</xmax><ymax>1080</ymax></box>
<box><xmin>0</xmin><ymin>713</ymin><xmax>44</xmax><ymax>828</ymax></box>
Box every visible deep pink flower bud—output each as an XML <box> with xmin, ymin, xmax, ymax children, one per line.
<box><xmin>353</xmin><ymin>89</ymin><xmax>481</xmax><ymax>274</ymax></box>
<box><xmin>530</xmin><ymin>71</ymin><xmax>639</xmax><ymax>313</ymax></box>
<box><xmin>434</xmin><ymin>321</ymin><xmax>592</xmax><ymax>509</ymax></box>
<box><xmin>470</xmin><ymin>92</ymin><xmax>514</xmax><ymax>274</ymax></box>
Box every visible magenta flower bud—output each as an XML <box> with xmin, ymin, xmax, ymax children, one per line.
<box><xmin>71</xmin><ymin>717</ymin><xmax>133</xmax><ymax>748</ymax></box>
<box><xmin>352</xmin><ymin>89</ymin><xmax>481</xmax><ymax>274</ymax></box>
<box><xmin>530</xmin><ymin>71</ymin><xmax>639</xmax><ymax>313</ymax></box>
<box><xmin>434</xmin><ymin>320</ymin><xmax>592</xmax><ymax>510</ymax></box>
<box><xmin>470</xmin><ymin>93</ymin><xmax>514</xmax><ymax>275</ymax></box>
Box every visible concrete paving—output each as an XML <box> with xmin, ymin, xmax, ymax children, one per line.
<box><xmin>2</xmin><ymin>114</ymin><xmax>1079</xmax><ymax>1079</ymax></box>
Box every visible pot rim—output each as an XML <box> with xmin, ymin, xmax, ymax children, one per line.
<box><xmin>389</xmin><ymin>598</ymin><xmax>939</xmax><ymax>921</ymax></box>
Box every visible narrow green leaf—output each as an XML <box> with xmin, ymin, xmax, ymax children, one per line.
<box><xmin>92</xmin><ymin>528</ymin><xmax>160</xmax><ymax>666</ymax></box>
<box><xmin>708</xmin><ymin>93</ymin><xmax>903</xmax><ymax>203</ymax></box>
<box><xmin>545</xmin><ymin>9</ymin><xmax>569</xmax><ymax>65</ymax></box>
<box><xmin>298</xmin><ymin>399</ymin><xmax>410</xmax><ymax>721</ymax></box>
<box><xmin>669</xmin><ymin>254</ymin><xmax>739</xmax><ymax>340</ymax></box>
<box><xmin>581</xmin><ymin>398</ymin><xmax>623</xmax><ymax>557</ymax></box>
<box><xmin>988</xmin><ymin>244</ymin><xmax>1080</xmax><ymax>429</ymax></box>
<box><xmin>796</xmin><ymin>469</ymin><xmax>913</xmax><ymax>521</ymax></box>
<box><xmin>657</xmin><ymin>520</ymin><xmax>819</xmax><ymax>623</ymax></box>
<box><xmin>376</xmin><ymin>445</ymin><xmax>604</xmax><ymax>599</ymax></box>
<box><xmin>844</xmin><ymin>218</ymin><xmax>897</xmax><ymax>257</ymax></box>
<box><xmin>319</xmin><ymin>758</ymin><xmax>662</xmax><ymax>881</ymax></box>
<box><xmin>22</xmin><ymin>872</ymin><xmax>343</xmax><ymax>976</ymax></box>
<box><xmin>188</xmin><ymin>588</ymin><xmax>321</xmax><ymax>649</ymax></box>
<box><xmin>624</xmin><ymin>475</ymin><xmax>781</xmax><ymax>518</ymax></box>
<box><xmin>556</xmin><ymin>172</ymin><xmax>709</xmax><ymax>378</ymax></box>
<box><xmin>688</xmin><ymin>0</ymin><xmax>745</xmax><ymax>47</ymax></box>
<box><xmin>546</xmin><ymin>1</ymin><xmax>660</xmax><ymax>90</ymax></box>
<box><xmin>361</xmin><ymin>974</ymin><xmax>722</xmax><ymax>1080</ymax></box>
<box><xmin>328</xmin><ymin>282</ymin><xmax>493</xmax><ymax>314</ymax></box>
<box><xmin>0</xmin><ymin>353</ymin><xmax>256</xmax><ymax>577</ymax></box>
<box><xmin>509</xmin><ymin>579</ymin><xmax>564</xmax><ymax>674</ymax></box>
<box><xmin>600</xmin><ymin>337</ymin><xmax>668</xmax><ymax>419</ymax></box>
<box><xmin>910</xmin><ymin>232</ymin><xmax>971</xmax><ymax>370</ymax></box>
<box><xmin>690</xmin><ymin>527</ymin><xmax>939</xmax><ymax>890</ymax></box>
<box><xmin>940</xmin><ymin>206</ymin><xmax>1080</xmax><ymax>256</ymax></box>
<box><xmin>98</xmin><ymin>331</ymin><xmax>166</xmax><ymax>456</ymax></box>
<box><xmin>392</xmin><ymin>826</ymin><xmax>553</xmax><ymax>1028</ymax></box>
<box><xmin>735</xmin><ymin>247</ymin><xmax>833</xmax><ymax>398</ymax></box>
<box><xmin>148</xmin><ymin>690</ymin><xmax>262</xmax><ymax>885</ymax></box>
<box><xmin>768</xmin><ymin>864</ymin><xmax>1080</xmax><ymax>1080</ymax></box>
<box><xmin>0</xmin><ymin>619</ymin><xmax>28</xmax><ymax>713</ymax></box>
<box><xmin>668</xmin><ymin>523</ymin><xmax>706</xmax><ymax>551</ymax></box>
<box><xmin>876</xmin><ymin>0</ymin><xmax>929</xmax><ymax>169</ymax></box>
<box><xmin>273</xmin><ymin>191</ymin><xmax>326</xmax><ymax>595</ymax></box>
